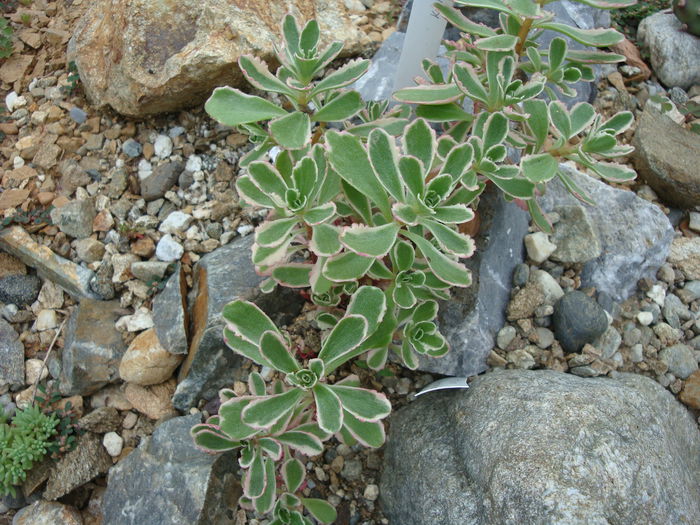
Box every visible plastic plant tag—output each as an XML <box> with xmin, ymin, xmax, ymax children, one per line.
<box><xmin>414</xmin><ymin>376</ymin><xmax>469</xmax><ymax>397</ymax></box>
<box><xmin>393</xmin><ymin>0</ymin><xmax>454</xmax><ymax>92</ymax></box>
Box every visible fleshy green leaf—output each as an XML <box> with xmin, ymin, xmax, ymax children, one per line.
<box><xmin>310</xmin><ymin>224</ymin><xmax>342</xmax><ymax>256</ymax></box>
<box><xmin>313</xmin><ymin>383</ymin><xmax>343</xmax><ymax>434</ymax></box>
<box><xmin>254</xmin><ymin>458</ymin><xmax>277</xmax><ymax>514</ymax></box>
<box><xmin>323</xmin><ymin>252</ymin><xmax>374</xmax><ymax>282</ymax></box>
<box><xmin>242</xmin><ymin>389</ymin><xmax>306</xmax><ymax>429</ymax></box>
<box><xmin>537</xmin><ymin>22</ymin><xmax>624</xmax><ymax>47</ymax></box>
<box><xmin>302</xmin><ymin>498</ymin><xmax>338</xmax><ymax>524</ymax></box>
<box><xmin>404</xmin><ymin>231</ymin><xmax>471</xmax><ymax>287</ymax></box>
<box><xmin>224</xmin><ymin>329</ymin><xmax>270</xmax><ymax>368</ymax></box>
<box><xmin>403</xmin><ymin>119</ymin><xmax>435</xmax><ymax>173</ymax></box>
<box><xmin>304</xmin><ymin>202</ymin><xmax>336</xmax><ymax>225</ymax></box>
<box><xmin>222</xmin><ymin>301</ymin><xmax>279</xmax><ymax>344</ymax></box>
<box><xmin>342</xmin><ymin>411</ymin><xmax>386</xmax><ymax>448</ymax></box>
<box><xmin>191</xmin><ymin>425</ymin><xmax>241</xmax><ymax>452</ymax></box>
<box><xmin>245</xmin><ymin>450</ymin><xmax>267</xmax><ymax>498</ymax></box>
<box><xmin>474</xmin><ymin>34</ymin><xmax>518</xmax><ymax>51</ymax></box>
<box><xmin>420</xmin><ymin>219</ymin><xmax>475</xmax><ymax>257</ymax></box>
<box><xmin>317</xmin><ymin>315</ymin><xmax>368</xmax><ymax>366</ymax></box>
<box><xmin>256</xmin><ymin>217</ymin><xmax>299</xmax><ymax>248</ymax></box>
<box><xmin>239</xmin><ymin>55</ymin><xmax>295</xmax><ymax>96</ymax></box>
<box><xmin>326</xmin><ymin>130</ymin><xmax>392</xmax><ymax>218</ymax></box>
<box><xmin>313</xmin><ymin>91</ymin><xmax>364</xmax><ymax>122</ymax></box>
<box><xmin>283</xmin><ymin>458</ymin><xmax>305</xmax><ymax>493</ymax></box>
<box><xmin>276</xmin><ymin>431</ymin><xmax>323</xmax><ymax>456</ymax></box>
<box><xmin>521</xmin><ymin>153</ymin><xmax>558</xmax><ymax>183</ymax></box>
<box><xmin>368</xmin><ymin>128</ymin><xmax>404</xmax><ymax>202</ymax></box>
<box><xmin>327</xmin><ymin>385</ymin><xmax>391</xmax><ymax>421</ymax></box>
<box><xmin>340</xmin><ymin>223</ymin><xmax>400</xmax><ymax>257</ymax></box>
<box><xmin>205</xmin><ymin>87</ymin><xmax>287</xmax><ymax>126</ymax></box>
<box><xmin>260</xmin><ymin>331</ymin><xmax>299</xmax><ymax>373</ymax></box>
<box><xmin>393</xmin><ymin>84</ymin><xmax>463</xmax><ymax>105</ymax></box>
<box><xmin>269</xmin><ymin>112</ymin><xmax>311</xmax><ymax>149</ymax></box>
<box><xmin>312</xmin><ymin>59</ymin><xmax>371</xmax><ymax>95</ymax></box>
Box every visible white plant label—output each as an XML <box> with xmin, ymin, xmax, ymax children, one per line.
<box><xmin>393</xmin><ymin>0</ymin><xmax>454</xmax><ymax>92</ymax></box>
<box><xmin>415</xmin><ymin>376</ymin><xmax>470</xmax><ymax>397</ymax></box>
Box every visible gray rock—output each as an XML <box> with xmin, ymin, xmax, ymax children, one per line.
<box><xmin>130</xmin><ymin>261</ymin><xmax>171</xmax><ymax>282</ymax></box>
<box><xmin>50</xmin><ymin>199</ymin><xmax>96</xmax><ymax>239</ymax></box>
<box><xmin>550</xmin><ymin>205</ymin><xmax>601</xmax><ymax>263</ymax></box>
<box><xmin>553</xmin><ymin>291</ymin><xmax>608</xmax><ymax>352</ymax></box>
<box><xmin>633</xmin><ymin>105</ymin><xmax>700</xmax><ymax>209</ymax></box>
<box><xmin>121</xmin><ymin>138</ymin><xmax>142</xmax><ymax>158</ymax></box>
<box><xmin>353</xmin><ymin>31</ymin><xmax>406</xmax><ymax>101</ymax></box>
<box><xmin>381</xmin><ymin>369</ymin><xmax>700</xmax><ymax>525</ymax></box>
<box><xmin>530</xmin><ymin>269</ymin><xmax>564</xmax><ymax>305</ymax></box>
<box><xmin>418</xmin><ymin>187</ymin><xmax>529</xmax><ymax>377</ymax></box>
<box><xmin>90</xmin><ymin>259</ymin><xmax>115</xmax><ymax>299</ymax></box>
<box><xmin>496</xmin><ymin>325</ymin><xmax>516</xmax><ymax>350</ymax></box>
<box><xmin>683</xmin><ymin>280</ymin><xmax>700</xmax><ymax>301</ymax></box>
<box><xmin>540</xmin><ymin>164</ymin><xmax>674</xmax><ymax>302</ymax></box>
<box><xmin>74</xmin><ymin>237</ymin><xmax>105</xmax><ymax>263</ymax></box>
<box><xmin>59</xmin><ymin>299</ymin><xmax>127</xmax><ymax>396</ymax></box>
<box><xmin>42</xmin><ymin>432</ymin><xmax>112</xmax><ymax>500</ymax></box>
<box><xmin>155</xmin><ymin>234</ymin><xmax>183</xmax><ymax>262</ymax></box>
<box><xmin>140</xmin><ymin>161</ymin><xmax>185</xmax><ymax>201</ymax></box>
<box><xmin>663</xmin><ymin>293</ymin><xmax>692</xmax><ymax>329</ymax></box>
<box><xmin>0</xmin><ymin>318</ymin><xmax>23</xmax><ymax>386</ymax></box>
<box><xmin>659</xmin><ymin>344</ymin><xmax>698</xmax><ymax>379</ymax></box>
<box><xmin>69</xmin><ymin>107</ymin><xmax>87</xmax><ymax>124</ymax></box>
<box><xmin>512</xmin><ymin>263</ymin><xmax>529</xmax><ymax>287</ymax></box>
<box><xmin>638</xmin><ymin>13</ymin><xmax>700</xmax><ymax>90</ymax></box>
<box><xmin>153</xmin><ymin>265</ymin><xmax>188</xmax><ymax>355</ymax></box>
<box><xmin>107</xmin><ymin>167</ymin><xmax>129</xmax><ymax>199</ymax></box>
<box><xmin>101</xmin><ymin>414</ymin><xmax>241</xmax><ymax>525</ymax></box>
<box><xmin>0</xmin><ymin>274</ymin><xmax>41</xmax><ymax>306</ymax></box>
<box><xmin>173</xmin><ymin>235</ymin><xmax>303</xmax><ymax>410</ymax></box>
<box><xmin>594</xmin><ymin>325</ymin><xmax>621</xmax><ymax>359</ymax></box>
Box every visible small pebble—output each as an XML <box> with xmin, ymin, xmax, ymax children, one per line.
<box><xmin>636</xmin><ymin>311</ymin><xmax>653</xmax><ymax>326</ymax></box>
<box><xmin>103</xmin><ymin>431</ymin><xmax>124</xmax><ymax>457</ymax></box>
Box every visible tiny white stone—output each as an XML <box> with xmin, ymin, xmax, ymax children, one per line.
<box><xmin>158</xmin><ymin>211</ymin><xmax>192</xmax><ymax>234</ymax></box>
<box><xmin>155</xmin><ymin>234</ymin><xmax>184</xmax><ymax>262</ymax></box>
<box><xmin>103</xmin><ymin>432</ymin><xmax>124</xmax><ymax>457</ymax></box>
<box><xmin>5</xmin><ymin>91</ymin><xmax>27</xmax><ymax>112</ymax></box>
<box><xmin>524</xmin><ymin>232</ymin><xmax>557</xmax><ymax>263</ymax></box>
<box><xmin>153</xmin><ymin>134</ymin><xmax>173</xmax><ymax>159</ymax></box>
<box><xmin>138</xmin><ymin>159</ymin><xmax>153</xmax><ymax>179</ymax></box>
<box><xmin>646</xmin><ymin>284</ymin><xmax>666</xmax><ymax>306</ymax></box>
<box><xmin>185</xmin><ymin>155</ymin><xmax>202</xmax><ymax>172</ymax></box>
<box><xmin>363</xmin><ymin>484</ymin><xmax>379</xmax><ymax>501</ymax></box>
<box><xmin>636</xmin><ymin>311</ymin><xmax>654</xmax><ymax>326</ymax></box>
<box><xmin>34</xmin><ymin>309</ymin><xmax>59</xmax><ymax>331</ymax></box>
<box><xmin>13</xmin><ymin>156</ymin><xmax>25</xmax><ymax>169</ymax></box>
<box><xmin>25</xmin><ymin>358</ymin><xmax>48</xmax><ymax>385</ymax></box>
<box><xmin>116</xmin><ymin>308</ymin><xmax>154</xmax><ymax>332</ymax></box>
<box><xmin>237</xmin><ymin>224</ymin><xmax>254</xmax><ymax>236</ymax></box>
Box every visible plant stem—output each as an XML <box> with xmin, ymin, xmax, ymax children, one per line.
<box><xmin>515</xmin><ymin>18</ymin><xmax>534</xmax><ymax>56</ymax></box>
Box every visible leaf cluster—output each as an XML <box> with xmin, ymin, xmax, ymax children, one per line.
<box><xmin>0</xmin><ymin>17</ymin><xmax>13</xmax><ymax>59</ymax></box>
<box><xmin>192</xmin><ymin>2</ymin><xmax>637</xmax><ymax>521</ymax></box>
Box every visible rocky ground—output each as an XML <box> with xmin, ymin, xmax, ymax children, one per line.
<box><xmin>1</xmin><ymin>0</ymin><xmax>699</xmax><ymax>524</ymax></box>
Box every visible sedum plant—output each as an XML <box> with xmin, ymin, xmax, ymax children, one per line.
<box><xmin>193</xmin><ymin>3</ymin><xmax>636</xmax><ymax>521</ymax></box>
<box><xmin>0</xmin><ymin>405</ymin><xmax>58</xmax><ymax>497</ymax></box>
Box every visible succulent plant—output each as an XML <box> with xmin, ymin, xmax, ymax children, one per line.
<box><xmin>673</xmin><ymin>0</ymin><xmax>700</xmax><ymax>36</ymax></box>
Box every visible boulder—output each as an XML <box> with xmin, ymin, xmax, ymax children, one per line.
<box><xmin>638</xmin><ymin>13</ymin><xmax>700</xmax><ymax>90</ymax></box>
<box><xmin>119</xmin><ymin>328</ymin><xmax>184</xmax><ymax>386</ymax></box>
<box><xmin>418</xmin><ymin>186</ymin><xmax>529</xmax><ymax>377</ymax></box>
<box><xmin>173</xmin><ymin>235</ymin><xmax>303</xmax><ymax>410</ymax></box>
<box><xmin>539</xmin><ymin>164</ymin><xmax>674</xmax><ymax>302</ymax></box>
<box><xmin>381</xmin><ymin>369</ymin><xmax>700</xmax><ymax>525</ymax></box>
<box><xmin>633</xmin><ymin>105</ymin><xmax>700</xmax><ymax>208</ymax></box>
<box><xmin>59</xmin><ymin>299</ymin><xmax>127</xmax><ymax>396</ymax></box>
<box><xmin>68</xmin><ymin>0</ymin><xmax>367</xmax><ymax>116</ymax></box>
<box><xmin>101</xmin><ymin>414</ymin><xmax>241</xmax><ymax>525</ymax></box>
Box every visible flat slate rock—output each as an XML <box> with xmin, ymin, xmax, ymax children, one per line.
<box><xmin>0</xmin><ymin>318</ymin><xmax>23</xmax><ymax>386</ymax></box>
<box><xmin>101</xmin><ymin>414</ymin><xmax>241</xmax><ymax>525</ymax></box>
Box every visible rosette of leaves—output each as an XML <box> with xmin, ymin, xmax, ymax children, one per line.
<box><xmin>394</xmin><ymin>0</ymin><xmax>637</xmax><ymax>231</ymax></box>
<box><xmin>192</xmin><ymin>286</ymin><xmax>391</xmax><ymax>520</ymax></box>
<box><xmin>204</xmin><ymin>15</ymin><xmax>409</xmax><ymax>167</ymax></box>
<box><xmin>0</xmin><ymin>406</ymin><xmax>59</xmax><ymax>496</ymax></box>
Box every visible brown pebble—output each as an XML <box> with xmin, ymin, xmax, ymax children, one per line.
<box><xmin>37</xmin><ymin>191</ymin><xmax>55</xmax><ymax>205</ymax></box>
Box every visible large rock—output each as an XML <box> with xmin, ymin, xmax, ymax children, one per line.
<box><xmin>0</xmin><ymin>226</ymin><xmax>98</xmax><ymax>299</ymax></box>
<box><xmin>59</xmin><ymin>299</ymin><xmax>128</xmax><ymax>396</ymax></box>
<box><xmin>12</xmin><ymin>501</ymin><xmax>83</xmax><ymax>525</ymax></box>
<box><xmin>638</xmin><ymin>13</ymin><xmax>700</xmax><ymax>90</ymax></box>
<box><xmin>381</xmin><ymin>369</ymin><xmax>700</xmax><ymax>525</ymax></box>
<box><xmin>101</xmin><ymin>414</ymin><xmax>241</xmax><ymax>525</ymax></box>
<box><xmin>418</xmin><ymin>186</ymin><xmax>529</xmax><ymax>377</ymax></box>
<box><xmin>119</xmin><ymin>328</ymin><xmax>184</xmax><ymax>386</ymax></box>
<box><xmin>540</xmin><ymin>164</ymin><xmax>674</xmax><ymax>302</ymax></box>
<box><xmin>553</xmin><ymin>290</ymin><xmax>608</xmax><ymax>353</ymax></box>
<box><xmin>173</xmin><ymin>235</ymin><xmax>303</xmax><ymax>410</ymax></box>
<box><xmin>0</xmin><ymin>318</ymin><xmax>23</xmax><ymax>386</ymax></box>
<box><xmin>633</xmin><ymin>105</ymin><xmax>700</xmax><ymax>208</ymax></box>
<box><xmin>68</xmin><ymin>0</ymin><xmax>367</xmax><ymax>116</ymax></box>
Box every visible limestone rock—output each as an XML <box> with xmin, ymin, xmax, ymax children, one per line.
<box><xmin>101</xmin><ymin>414</ymin><xmax>242</xmax><ymax>525</ymax></box>
<box><xmin>125</xmin><ymin>379</ymin><xmax>177</xmax><ymax>420</ymax></box>
<box><xmin>60</xmin><ymin>299</ymin><xmax>127</xmax><ymax>396</ymax></box>
<box><xmin>539</xmin><ymin>164</ymin><xmax>673</xmax><ymax>302</ymax></box>
<box><xmin>638</xmin><ymin>13</ymin><xmax>700</xmax><ymax>90</ymax></box>
<box><xmin>12</xmin><ymin>501</ymin><xmax>83</xmax><ymax>525</ymax></box>
<box><xmin>50</xmin><ymin>199</ymin><xmax>96</xmax><ymax>239</ymax></box>
<box><xmin>68</xmin><ymin>0</ymin><xmax>366</xmax><ymax>116</ymax></box>
<box><xmin>633</xmin><ymin>105</ymin><xmax>700</xmax><ymax>208</ymax></box>
<box><xmin>668</xmin><ymin>237</ymin><xmax>700</xmax><ymax>280</ymax></box>
<box><xmin>119</xmin><ymin>328</ymin><xmax>183</xmax><ymax>385</ymax></box>
<box><xmin>381</xmin><ymin>370</ymin><xmax>700</xmax><ymax>525</ymax></box>
<box><xmin>0</xmin><ymin>226</ymin><xmax>98</xmax><ymax>299</ymax></box>
<box><xmin>550</xmin><ymin>204</ymin><xmax>601</xmax><ymax>263</ymax></box>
